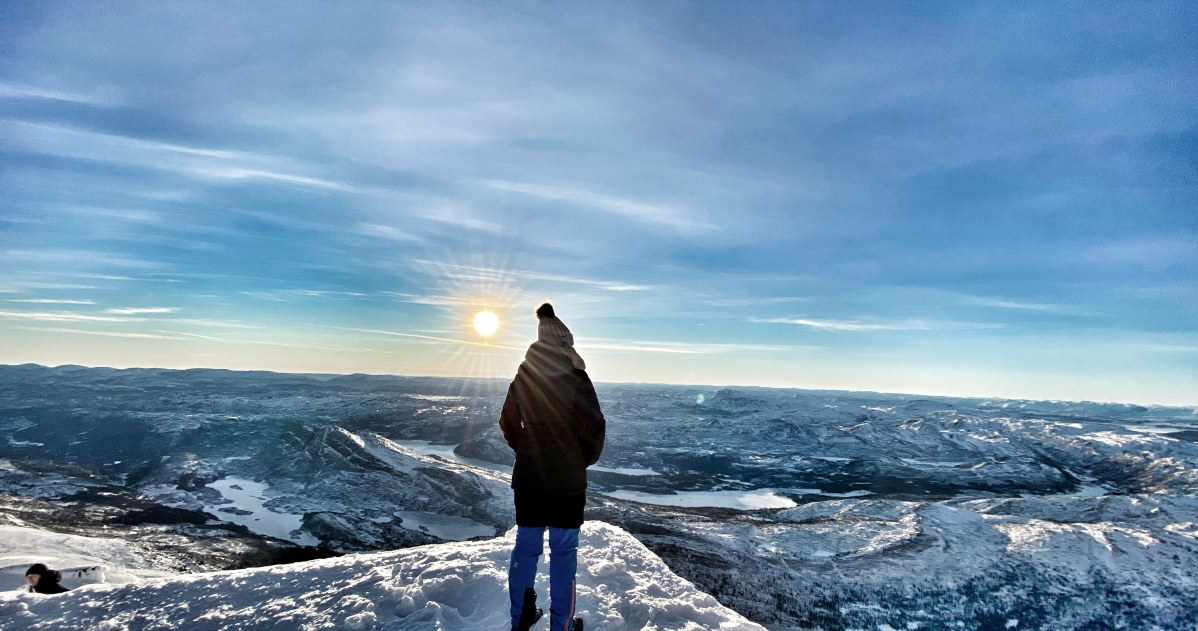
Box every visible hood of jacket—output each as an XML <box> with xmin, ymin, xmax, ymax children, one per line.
<box><xmin>522</xmin><ymin>341</ymin><xmax>576</xmax><ymax>379</ymax></box>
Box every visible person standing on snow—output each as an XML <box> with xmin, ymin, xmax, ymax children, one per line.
<box><xmin>500</xmin><ymin>302</ymin><xmax>605</xmax><ymax>631</ymax></box>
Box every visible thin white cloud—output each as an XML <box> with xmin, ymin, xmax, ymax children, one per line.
<box><xmin>16</xmin><ymin>325</ymin><xmax>363</xmax><ymax>350</ymax></box>
<box><xmin>0</xmin><ymin>283</ymin><xmax>103</xmax><ymax>291</ymax></box>
<box><xmin>584</xmin><ymin>341</ymin><xmax>704</xmax><ymax>354</ymax></box>
<box><xmin>409</xmin><ymin>201</ymin><xmax>503</xmax><ymax>234</ymax></box>
<box><xmin>235</xmin><ymin>338</ymin><xmax>381</xmax><ymax>352</ymax></box>
<box><xmin>163</xmin><ymin>318</ymin><xmax>262</xmax><ymax>330</ymax></box>
<box><xmin>410</xmin><ymin>260</ymin><xmax>521</xmax><ymax>285</ymax></box>
<box><xmin>0</xmin><ymin>309</ymin><xmax>257</xmax><ymax>331</ymax></box>
<box><xmin>186</xmin><ymin>166</ymin><xmax>354</xmax><ymax>191</ymax></box>
<box><xmin>1</xmin><ymin>119</ymin><xmax>360</xmax><ymax>193</ymax></box>
<box><xmin>325</xmin><ymin>325</ymin><xmax>524</xmax><ymax>350</ymax></box>
<box><xmin>759</xmin><ymin>317</ymin><xmax>1007</xmax><ymax>332</ymax></box>
<box><xmin>526</xmin><ymin>271</ymin><xmax>654</xmax><ymax>292</ymax></box>
<box><xmin>59</xmin><ymin>205</ymin><xmax>166</xmax><ymax>226</ymax></box>
<box><xmin>413</xmin><ymin>261</ymin><xmax>653</xmax><ymax>293</ymax></box>
<box><xmin>105</xmin><ymin>307</ymin><xmax>179</xmax><ymax>315</ymax></box>
<box><xmin>14</xmin><ymin>327</ymin><xmax>180</xmax><ymax>340</ymax></box>
<box><xmin>355</xmin><ymin>223</ymin><xmax>424</xmax><ymax>243</ymax></box>
<box><xmin>583</xmin><ymin>337</ymin><xmax>801</xmax><ymax>354</ymax></box>
<box><xmin>153</xmin><ymin>330</ymin><xmax>227</xmax><ymax>342</ymax></box>
<box><xmin>240</xmin><ymin>290</ymin><xmax>369</xmax><ymax>302</ymax></box>
<box><xmin>1080</xmin><ymin>234</ymin><xmax>1197</xmax><ymax>269</ymax></box>
<box><xmin>482</xmin><ymin>179</ymin><xmax>708</xmax><ymax>233</ymax></box>
<box><xmin>0</xmin><ymin>82</ymin><xmax>120</xmax><ymax>106</ymax></box>
<box><xmin>379</xmin><ymin>291</ymin><xmax>450</xmax><ymax>307</ymax></box>
<box><xmin>759</xmin><ymin>317</ymin><xmax>935</xmax><ymax>331</ymax></box>
<box><xmin>0</xmin><ymin>309</ymin><xmax>143</xmax><ymax>323</ymax></box>
<box><xmin>956</xmin><ymin>294</ymin><xmax>1071</xmax><ymax>313</ymax></box>
<box><xmin>1</xmin><ymin>248</ymin><xmax>167</xmax><ymax>272</ymax></box>
<box><xmin>703</xmin><ymin>296</ymin><xmax>812</xmax><ymax>308</ymax></box>
<box><xmin>9</xmin><ymin>299</ymin><xmax>97</xmax><ymax>305</ymax></box>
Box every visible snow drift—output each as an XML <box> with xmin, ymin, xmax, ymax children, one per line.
<box><xmin>0</xmin><ymin>521</ymin><xmax>765</xmax><ymax>631</ymax></box>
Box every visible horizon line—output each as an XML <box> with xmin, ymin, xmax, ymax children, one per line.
<box><xmin>2</xmin><ymin>361</ymin><xmax>1192</xmax><ymax>409</ymax></box>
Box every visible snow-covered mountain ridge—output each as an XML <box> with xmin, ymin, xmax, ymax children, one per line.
<box><xmin>0</xmin><ymin>521</ymin><xmax>764</xmax><ymax>631</ymax></box>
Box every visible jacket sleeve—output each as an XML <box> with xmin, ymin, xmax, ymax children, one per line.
<box><xmin>575</xmin><ymin>374</ymin><xmax>606</xmax><ymax>466</ymax></box>
<box><xmin>498</xmin><ymin>381</ymin><xmax>522</xmax><ymax>451</ymax></box>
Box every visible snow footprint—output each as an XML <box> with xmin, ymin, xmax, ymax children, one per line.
<box><xmin>344</xmin><ymin>611</ymin><xmax>377</xmax><ymax>630</ymax></box>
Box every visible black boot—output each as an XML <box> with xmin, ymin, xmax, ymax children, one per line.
<box><xmin>513</xmin><ymin>588</ymin><xmax>543</xmax><ymax>631</ymax></box>
<box><xmin>569</xmin><ymin>616</ymin><xmax>584</xmax><ymax>631</ymax></box>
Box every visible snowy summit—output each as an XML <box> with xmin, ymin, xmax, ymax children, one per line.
<box><xmin>0</xmin><ymin>521</ymin><xmax>765</xmax><ymax>631</ymax></box>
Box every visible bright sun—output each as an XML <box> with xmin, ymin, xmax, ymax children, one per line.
<box><xmin>473</xmin><ymin>311</ymin><xmax>500</xmax><ymax>337</ymax></box>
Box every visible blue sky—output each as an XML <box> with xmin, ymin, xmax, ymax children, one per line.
<box><xmin>1</xmin><ymin>1</ymin><xmax>1195</xmax><ymax>404</ymax></box>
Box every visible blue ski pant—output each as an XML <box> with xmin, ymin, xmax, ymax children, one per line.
<box><xmin>509</xmin><ymin>525</ymin><xmax>578</xmax><ymax>631</ymax></box>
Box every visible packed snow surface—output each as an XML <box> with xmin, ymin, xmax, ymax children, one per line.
<box><xmin>0</xmin><ymin>525</ymin><xmax>174</xmax><ymax>589</ymax></box>
<box><xmin>0</xmin><ymin>522</ymin><xmax>766</xmax><ymax>631</ymax></box>
<box><xmin>608</xmin><ymin>489</ymin><xmax>798</xmax><ymax>510</ymax></box>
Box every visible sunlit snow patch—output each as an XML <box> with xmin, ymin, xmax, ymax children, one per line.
<box><xmin>204</xmin><ymin>477</ymin><xmax>318</xmax><ymax>546</ymax></box>
<box><xmin>1128</xmin><ymin>424</ymin><xmax>1186</xmax><ymax>435</ymax></box>
<box><xmin>393</xmin><ymin>439</ymin><xmax>510</xmax><ymax>471</ymax></box>
<box><xmin>591</xmin><ymin>464</ymin><xmax>660</xmax><ymax>476</ymax></box>
<box><xmin>793</xmin><ymin>488</ymin><xmax>874</xmax><ymax>498</ymax></box>
<box><xmin>607</xmin><ymin>489</ymin><xmax>797</xmax><ymax>510</ymax></box>
<box><xmin>0</xmin><ymin>524</ymin><xmax>175</xmax><ymax>589</ymax></box>
<box><xmin>394</xmin><ymin>510</ymin><xmax>496</xmax><ymax>541</ymax></box>
<box><xmin>0</xmin><ymin>522</ymin><xmax>768</xmax><ymax>631</ymax></box>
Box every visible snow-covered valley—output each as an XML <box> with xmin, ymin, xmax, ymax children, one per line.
<box><xmin>2</xmin><ymin>364</ymin><xmax>1197</xmax><ymax>630</ymax></box>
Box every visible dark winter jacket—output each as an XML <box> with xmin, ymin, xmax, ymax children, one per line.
<box><xmin>499</xmin><ymin>341</ymin><xmax>605</xmax><ymax>497</ymax></box>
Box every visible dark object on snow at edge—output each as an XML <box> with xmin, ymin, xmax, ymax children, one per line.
<box><xmin>25</xmin><ymin>563</ymin><xmax>71</xmax><ymax>594</ymax></box>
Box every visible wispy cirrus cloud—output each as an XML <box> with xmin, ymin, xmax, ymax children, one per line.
<box><xmin>355</xmin><ymin>223</ymin><xmax>424</xmax><ymax>243</ymax></box>
<box><xmin>161</xmin><ymin>318</ymin><xmax>262</xmax><ymax>331</ymax></box>
<box><xmin>757</xmin><ymin>317</ymin><xmax>1004</xmax><ymax>332</ymax></box>
<box><xmin>524</xmin><ymin>271</ymin><xmax>654</xmax><ymax>293</ymax></box>
<box><xmin>412</xmin><ymin>261</ymin><xmax>654</xmax><ymax>294</ymax></box>
<box><xmin>0</xmin><ymin>248</ymin><xmax>167</xmax><ymax>272</ymax></box>
<box><xmin>482</xmin><ymin>179</ymin><xmax>709</xmax><ymax>234</ymax></box>
<box><xmin>9</xmin><ymin>299</ymin><xmax>97</xmax><ymax>305</ymax></box>
<box><xmin>0</xmin><ymin>310</ymin><xmax>144</xmax><ymax>323</ymax></box>
<box><xmin>406</xmin><ymin>201</ymin><xmax>504</xmax><ymax>235</ymax></box>
<box><xmin>325</xmin><ymin>325</ymin><xmax>524</xmax><ymax>351</ymax></box>
<box><xmin>955</xmin><ymin>294</ymin><xmax>1073</xmax><ymax>313</ymax></box>
<box><xmin>15</xmin><ymin>327</ymin><xmax>187</xmax><ymax>340</ymax></box>
<box><xmin>152</xmin><ymin>330</ymin><xmax>226</xmax><ymax>342</ymax></box>
<box><xmin>0</xmin><ymin>282</ymin><xmax>103</xmax><ymax>292</ymax></box>
<box><xmin>0</xmin><ymin>81</ymin><xmax>121</xmax><ymax>106</ymax></box>
<box><xmin>105</xmin><ymin>307</ymin><xmax>179</xmax><ymax>315</ymax></box>
<box><xmin>583</xmin><ymin>337</ymin><xmax>804</xmax><ymax>354</ymax></box>
<box><xmin>1</xmin><ymin>120</ymin><xmax>360</xmax><ymax>193</ymax></box>
<box><xmin>240</xmin><ymin>290</ymin><xmax>370</xmax><ymax>302</ymax></box>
